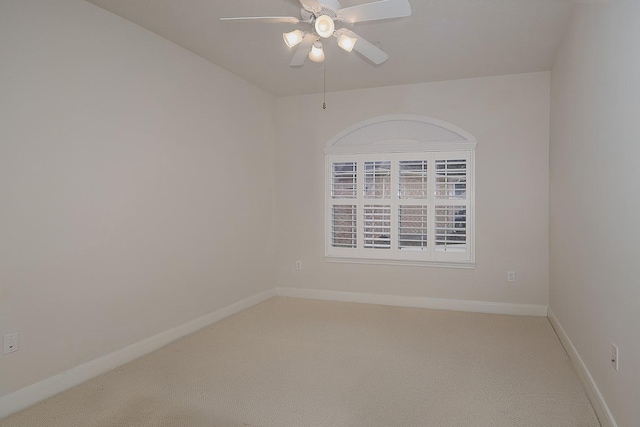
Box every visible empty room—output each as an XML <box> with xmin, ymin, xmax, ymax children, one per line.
<box><xmin>0</xmin><ymin>0</ymin><xmax>638</xmax><ymax>426</ymax></box>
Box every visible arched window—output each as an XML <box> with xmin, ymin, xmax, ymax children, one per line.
<box><xmin>325</xmin><ymin>115</ymin><xmax>476</xmax><ymax>268</ymax></box>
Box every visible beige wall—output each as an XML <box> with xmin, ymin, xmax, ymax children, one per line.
<box><xmin>275</xmin><ymin>72</ymin><xmax>550</xmax><ymax>306</ymax></box>
<box><xmin>0</xmin><ymin>0</ymin><xmax>578</xmax><ymax>411</ymax></box>
<box><xmin>0</xmin><ymin>0</ymin><xmax>276</xmax><ymax>397</ymax></box>
<box><xmin>549</xmin><ymin>2</ymin><xmax>640</xmax><ymax>426</ymax></box>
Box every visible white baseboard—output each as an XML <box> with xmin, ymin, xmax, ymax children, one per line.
<box><xmin>547</xmin><ymin>308</ymin><xmax>617</xmax><ymax>427</ymax></box>
<box><xmin>276</xmin><ymin>287</ymin><xmax>548</xmax><ymax>317</ymax></box>
<box><xmin>0</xmin><ymin>288</ymin><xmax>276</xmax><ymax>420</ymax></box>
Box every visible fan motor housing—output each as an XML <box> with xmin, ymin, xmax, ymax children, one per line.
<box><xmin>301</xmin><ymin>0</ymin><xmax>341</xmax><ymax>19</ymax></box>
<box><xmin>320</xmin><ymin>0</ymin><xmax>342</xmax><ymax>12</ymax></box>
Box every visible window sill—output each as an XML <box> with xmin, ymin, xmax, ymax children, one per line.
<box><xmin>324</xmin><ymin>256</ymin><xmax>475</xmax><ymax>269</ymax></box>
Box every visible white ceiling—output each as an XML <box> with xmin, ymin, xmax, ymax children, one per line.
<box><xmin>85</xmin><ymin>0</ymin><xmax>574</xmax><ymax>97</ymax></box>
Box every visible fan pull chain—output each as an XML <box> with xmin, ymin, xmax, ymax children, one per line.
<box><xmin>323</xmin><ymin>66</ymin><xmax>327</xmax><ymax>110</ymax></box>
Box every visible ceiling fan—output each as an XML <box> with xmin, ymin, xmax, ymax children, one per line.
<box><xmin>221</xmin><ymin>0</ymin><xmax>411</xmax><ymax>66</ymax></box>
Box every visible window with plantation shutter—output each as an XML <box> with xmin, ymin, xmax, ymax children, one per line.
<box><xmin>325</xmin><ymin>115</ymin><xmax>476</xmax><ymax>268</ymax></box>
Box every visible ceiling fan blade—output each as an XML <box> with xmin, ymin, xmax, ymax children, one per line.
<box><xmin>220</xmin><ymin>16</ymin><xmax>300</xmax><ymax>24</ymax></box>
<box><xmin>299</xmin><ymin>0</ymin><xmax>322</xmax><ymax>13</ymax></box>
<box><xmin>290</xmin><ymin>34</ymin><xmax>317</xmax><ymax>67</ymax></box>
<box><xmin>336</xmin><ymin>0</ymin><xmax>411</xmax><ymax>23</ymax></box>
<box><xmin>345</xmin><ymin>30</ymin><xmax>389</xmax><ymax>64</ymax></box>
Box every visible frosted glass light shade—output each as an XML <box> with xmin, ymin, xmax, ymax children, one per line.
<box><xmin>283</xmin><ymin>30</ymin><xmax>304</xmax><ymax>48</ymax></box>
<box><xmin>338</xmin><ymin>34</ymin><xmax>357</xmax><ymax>52</ymax></box>
<box><xmin>309</xmin><ymin>41</ymin><xmax>325</xmax><ymax>62</ymax></box>
<box><xmin>315</xmin><ymin>15</ymin><xmax>335</xmax><ymax>38</ymax></box>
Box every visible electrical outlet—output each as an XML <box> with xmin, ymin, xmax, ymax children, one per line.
<box><xmin>611</xmin><ymin>344</ymin><xmax>619</xmax><ymax>371</ymax></box>
<box><xmin>295</xmin><ymin>260</ymin><xmax>302</xmax><ymax>271</ymax></box>
<box><xmin>3</xmin><ymin>332</ymin><xmax>19</xmax><ymax>355</ymax></box>
<box><xmin>507</xmin><ymin>271</ymin><xmax>516</xmax><ymax>282</ymax></box>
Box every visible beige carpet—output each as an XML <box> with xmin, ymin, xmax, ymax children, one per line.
<box><xmin>1</xmin><ymin>297</ymin><xmax>599</xmax><ymax>427</ymax></box>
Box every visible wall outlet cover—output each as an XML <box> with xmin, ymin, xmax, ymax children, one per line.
<box><xmin>611</xmin><ymin>343</ymin><xmax>619</xmax><ymax>371</ymax></box>
<box><xmin>3</xmin><ymin>332</ymin><xmax>19</xmax><ymax>355</ymax></box>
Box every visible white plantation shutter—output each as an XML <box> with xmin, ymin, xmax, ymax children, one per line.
<box><xmin>435</xmin><ymin>205</ymin><xmax>467</xmax><ymax>252</ymax></box>
<box><xmin>332</xmin><ymin>162</ymin><xmax>357</xmax><ymax>199</ymax></box>
<box><xmin>435</xmin><ymin>159</ymin><xmax>467</xmax><ymax>200</ymax></box>
<box><xmin>325</xmin><ymin>115</ymin><xmax>475</xmax><ymax>267</ymax></box>
<box><xmin>398</xmin><ymin>205</ymin><xmax>428</xmax><ymax>250</ymax></box>
<box><xmin>433</xmin><ymin>154</ymin><xmax>469</xmax><ymax>259</ymax></box>
<box><xmin>364</xmin><ymin>161</ymin><xmax>391</xmax><ymax>199</ymax></box>
<box><xmin>399</xmin><ymin>160</ymin><xmax>428</xmax><ymax>199</ymax></box>
<box><xmin>398</xmin><ymin>159</ymin><xmax>429</xmax><ymax>252</ymax></box>
<box><xmin>331</xmin><ymin>162</ymin><xmax>358</xmax><ymax>250</ymax></box>
<box><xmin>364</xmin><ymin>205</ymin><xmax>391</xmax><ymax>249</ymax></box>
<box><xmin>331</xmin><ymin>205</ymin><xmax>357</xmax><ymax>248</ymax></box>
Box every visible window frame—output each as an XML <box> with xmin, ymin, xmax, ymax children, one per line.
<box><xmin>324</xmin><ymin>115</ymin><xmax>476</xmax><ymax>269</ymax></box>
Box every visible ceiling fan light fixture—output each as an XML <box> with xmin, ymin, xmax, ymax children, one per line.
<box><xmin>337</xmin><ymin>33</ymin><xmax>357</xmax><ymax>52</ymax></box>
<box><xmin>314</xmin><ymin>14</ymin><xmax>335</xmax><ymax>38</ymax></box>
<box><xmin>283</xmin><ymin>29</ymin><xmax>304</xmax><ymax>48</ymax></box>
<box><xmin>308</xmin><ymin>41</ymin><xmax>325</xmax><ymax>62</ymax></box>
